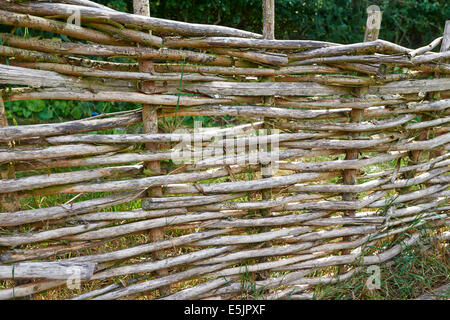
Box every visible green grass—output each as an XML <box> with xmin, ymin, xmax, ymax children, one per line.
<box><xmin>313</xmin><ymin>232</ymin><xmax>449</xmax><ymax>300</ymax></box>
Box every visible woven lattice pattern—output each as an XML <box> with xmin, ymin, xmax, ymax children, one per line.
<box><xmin>0</xmin><ymin>1</ymin><xmax>448</xmax><ymax>300</ymax></box>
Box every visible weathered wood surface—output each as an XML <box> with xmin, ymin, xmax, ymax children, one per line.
<box><xmin>0</xmin><ymin>2</ymin><xmax>262</xmax><ymax>38</ymax></box>
<box><xmin>63</xmin><ymin>211</ymin><xmax>243</xmax><ymax>241</ymax></box>
<box><xmin>0</xmin><ymin>60</ymin><xmax>223</xmax><ymax>83</ymax></box>
<box><xmin>0</xmin><ymin>144</ymin><xmax>126</xmax><ymax>162</ymax></box>
<box><xmin>368</xmin><ymin>78</ymin><xmax>450</xmax><ymax>95</ymax></box>
<box><xmin>0</xmin><ymin>222</ymin><xmax>109</xmax><ymax>246</ymax></box>
<box><xmin>0</xmin><ymin>94</ymin><xmax>20</xmax><ymax>212</ymax></box>
<box><xmin>0</xmin><ymin>190</ymin><xmax>144</xmax><ymax>227</ymax></box>
<box><xmin>277</xmin><ymin>114</ymin><xmax>415</xmax><ymax>132</ymax></box>
<box><xmin>90</xmin><ymin>246</ymin><xmax>235</xmax><ymax>280</ymax></box>
<box><xmin>0</xmin><ymin>280</ymin><xmax>66</xmax><ymax>300</ymax></box>
<box><xmin>0</xmin><ymin>9</ymin><xmax>124</xmax><ymax>45</ymax></box>
<box><xmin>165</xmin><ymin>105</ymin><xmax>350</xmax><ymax>120</ymax></box>
<box><xmin>290</xmin><ymin>40</ymin><xmax>410</xmax><ymax>60</ymax></box>
<box><xmin>66</xmin><ymin>230</ymin><xmax>227</xmax><ymax>264</ymax></box>
<box><xmin>0</xmin><ymin>165</ymin><xmax>142</xmax><ymax>194</ymax></box>
<box><xmin>0</xmin><ymin>34</ymin><xmax>234</xmax><ymax>66</ymax></box>
<box><xmin>0</xmin><ymin>111</ymin><xmax>141</xmax><ymax>141</ymax></box>
<box><xmin>40</xmin><ymin>131</ymin><xmax>330</xmax><ymax>145</ymax></box>
<box><xmin>3</xmin><ymin>88</ymin><xmax>236</xmax><ymax>106</ymax></box>
<box><xmin>164</xmin><ymin>37</ymin><xmax>339</xmax><ymax>50</ymax></box>
<box><xmin>414</xmin><ymin>283</ymin><xmax>450</xmax><ymax>300</ymax></box>
<box><xmin>185</xmin><ymin>81</ymin><xmax>349</xmax><ymax>96</ymax></box>
<box><xmin>0</xmin><ymin>3</ymin><xmax>447</xmax><ymax>301</ymax></box>
<box><xmin>0</xmin><ymin>262</ymin><xmax>96</xmax><ymax>280</ymax></box>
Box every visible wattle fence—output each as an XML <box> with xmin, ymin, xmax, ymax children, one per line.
<box><xmin>0</xmin><ymin>0</ymin><xmax>448</xmax><ymax>300</ymax></box>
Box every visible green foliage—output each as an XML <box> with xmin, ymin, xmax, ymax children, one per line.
<box><xmin>314</xmin><ymin>237</ymin><xmax>449</xmax><ymax>300</ymax></box>
<box><xmin>96</xmin><ymin>0</ymin><xmax>448</xmax><ymax>47</ymax></box>
<box><xmin>4</xmin><ymin>0</ymin><xmax>449</xmax><ymax>123</ymax></box>
<box><xmin>6</xmin><ymin>99</ymin><xmax>139</xmax><ymax>122</ymax></box>
<box><xmin>1</xmin><ymin>0</ymin><xmax>447</xmax><ymax>48</ymax></box>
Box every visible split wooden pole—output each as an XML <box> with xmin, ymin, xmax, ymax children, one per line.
<box><xmin>0</xmin><ymin>96</ymin><xmax>20</xmax><ymax>212</ymax></box>
<box><xmin>256</xmin><ymin>0</ymin><xmax>276</xmax><ymax>281</ymax></box>
<box><xmin>429</xmin><ymin>20</ymin><xmax>450</xmax><ymax>160</ymax></box>
<box><xmin>133</xmin><ymin>0</ymin><xmax>169</xmax><ymax>297</ymax></box>
<box><xmin>340</xmin><ymin>6</ymin><xmax>382</xmax><ymax>274</ymax></box>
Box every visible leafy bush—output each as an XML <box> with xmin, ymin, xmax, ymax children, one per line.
<box><xmin>99</xmin><ymin>0</ymin><xmax>449</xmax><ymax>47</ymax></box>
<box><xmin>5</xmin><ymin>99</ymin><xmax>139</xmax><ymax>123</ymax></box>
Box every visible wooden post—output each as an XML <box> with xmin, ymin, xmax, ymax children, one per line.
<box><xmin>339</xmin><ymin>6</ymin><xmax>382</xmax><ymax>274</ymax></box>
<box><xmin>262</xmin><ymin>0</ymin><xmax>275</xmax><ymax>40</ymax></box>
<box><xmin>133</xmin><ymin>0</ymin><xmax>169</xmax><ymax>297</ymax></box>
<box><xmin>428</xmin><ymin>20</ymin><xmax>449</xmax><ymax>160</ymax></box>
<box><xmin>409</xmin><ymin>21</ymin><xmax>449</xmax><ymax>166</ymax></box>
<box><xmin>0</xmin><ymin>96</ymin><xmax>25</xmax><ymax>290</ymax></box>
<box><xmin>441</xmin><ymin>20</ymin><xmax>450</xmax><ymax>52</ymax></box>
<box><xmin>255</xmin><ymin>0</ymin><xmax>276</xmax><ymax>281</ymax></box>
<box><xmin>261</xmin><ymin>0</ymin><xmax>275</xmax><ymax>192</ymax></box>
<box><xmin>261</xmin><ymin>0</ymin><xmax>275</xmax><ymax>178</ymax></box>
<box><xmin>344</xmin><ymin>6</ymin><xmax>382</xmax><ymax>208</ymax></box>
<box><xmin>0</xmin><ymin>96</ymin><xmax>20</xmax><ymax>212</ymax></box>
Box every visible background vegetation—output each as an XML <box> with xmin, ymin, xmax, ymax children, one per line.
<box><xmin>2</xmin><ymin>0</ymin><xmax>449</xmax><ymax>122</ymax></box>
<box><xmin>137</xmin><ymin>0</ymin><xmax>449</xmax><ymax>46</ymax></box>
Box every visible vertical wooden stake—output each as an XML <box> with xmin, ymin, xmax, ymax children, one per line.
<box><xmin>410</xmin><ymin>21</ymin><xmax>449</xmax><ymax>167</ymax></box>
<box><xmin>261</xmin><ymin>0</ymin><xmax>275</xmax><ymax>177</ymax></box>
<box><xmin>263</xmin><ymin>0</ymin><xmax>275</xmax><ymax>40</ymax></box>
<box><xmin>256</xmin><ymin>0</ymin><xmax>276</xmax><ymax>281</ymax></box>
<box><xmin>339</xmin><ymin>6</ymin><xmax>382</xmax><ymax>274</ymax></box>
<box><xmin>441</xmin><ymin>20</ymin><xmax>450</xmax><ymax>52</ymax></box>
<box><xmin>0</xmin><ymin>96</ymin><xmax>20</xmax><ymax>213</ymax></box>
<box><xmin>428</xmin><ymin>20</ymin><xmax>449</xmax><ymax>160</ymax></box>
<box><xmin>133</xmin><ymin>0</ymin><xmax>170</xmax><ymax>297</ymax></box>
